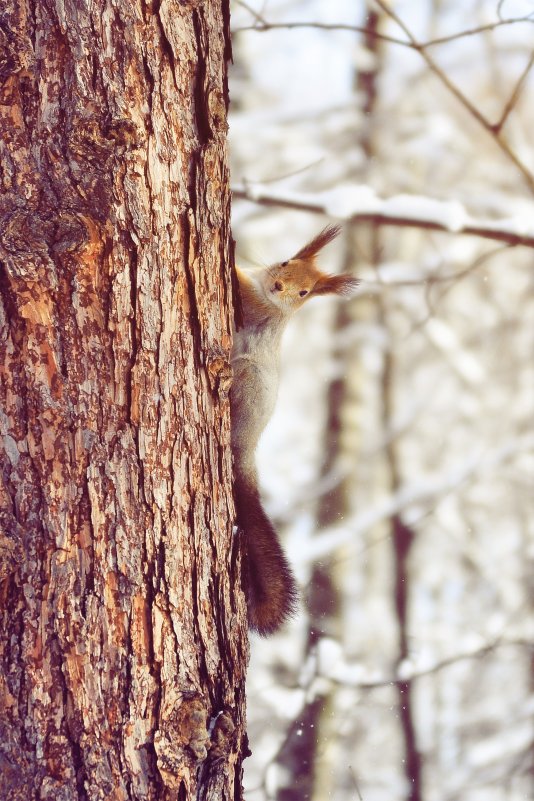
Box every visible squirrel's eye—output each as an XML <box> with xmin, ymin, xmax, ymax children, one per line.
<box><xmin>281</xmin><ymin>261</ymin><xmax>289</xmax><ymax>267</ymax></box>
<box><xmin>299</xmin><ymin>290</ymin><xmax>308</xmax><ymax>297</ymax></box>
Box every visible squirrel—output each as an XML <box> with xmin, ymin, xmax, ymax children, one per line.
<box><xmin>230</xmin><ymin>224</ymin><xmax>359</xmax><ymax>635</ymax></box>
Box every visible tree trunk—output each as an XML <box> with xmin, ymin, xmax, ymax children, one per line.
<box><xmin>0</xmin><ymin>2</ymin><xmax>248</xmax><ymax>800</ymax></box>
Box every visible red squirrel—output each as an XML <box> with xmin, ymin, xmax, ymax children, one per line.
<box><xmin>230</xmin><ymin>224</ymin><xmax>359</xmax><ymax>635</ymax></box>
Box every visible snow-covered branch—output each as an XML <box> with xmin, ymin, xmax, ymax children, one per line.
<box><xmin>299</xmin><ymin>433</ymin><xmax>534</xmax><ymax>562</ymax></box>
<box><xmin>233</xmin><ymin>183</ymin><xmax>534</xmax><ymax>248</ymax></box>
<box><xmin>313</xmin><ymin>636</ymin><xmax>534</xmax><ymax>690</ymax></box>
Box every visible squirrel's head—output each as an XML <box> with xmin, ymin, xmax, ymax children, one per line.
<box><xmin>261</xmin><ymin>224</ymin><xmax>359</xmax><ymax>313</ymax></box>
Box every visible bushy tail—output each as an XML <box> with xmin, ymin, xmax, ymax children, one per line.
<box><xmin>234</xmin><ymin>471</ymin><xmax>298</xmax><ymax>636</ymax></box>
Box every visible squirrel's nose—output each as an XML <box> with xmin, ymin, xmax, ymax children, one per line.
<box><xmin>273</xmin><ymin>280</ymin><xmax>284</xmax><ymax>292</ymax></box>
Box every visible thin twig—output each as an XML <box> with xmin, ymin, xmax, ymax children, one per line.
<box><xmin>234</xmin><ymin>0</ymin><xmax>266</xmax><ymax>26</ymax></box>
<box><xmin>240</xmin><ymin>157</ymin><xmax>324</xmax><ymax>185</ymax></box>
<box><xmin>233</xmin><ymin>19</ymin><xmax>413</xmax><ymax>47</ymax></box>
<box><xmin>349</xmin><ymin>767</ymin><xmax>365</xmax><ymax>801</ymax></box>
<box><xmin>417</xmin><ymin>14</ymin><xmax>534</xmax><ymax>47</ymax></box>
<box><xmin>494</xmin><ymin>48</ymin><xmax>534</xmax><ymax>133</ymax></box>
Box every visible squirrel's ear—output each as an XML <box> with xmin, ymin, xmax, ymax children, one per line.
<box><xmin>311</xmin><ymin>273</ymin><xmax>360</xmax><ymax>296</ymax></box>
<box><xmin>292</xmin><ymin>223</ymin><xmax>342</xmax><ymax>261</ymax></box>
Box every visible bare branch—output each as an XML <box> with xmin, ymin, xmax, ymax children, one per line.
<box><xmin>372</xmin><ymin>0</ymin><xmax>534</xmax><ymax>191</ymax></box>
<box><xmin>233</xmin><ymin>5</ymin><xmax>534</xmax><ymax>190</ymax></box>
<box><xmin>232</xmin><ymin>13</ymin><xmax>534</xmax><ymax>51</ymax></box>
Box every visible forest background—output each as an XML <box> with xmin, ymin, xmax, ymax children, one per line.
<box><xmin>229</xmin><ymin>1</ymin><xmax>534</xmax><ymax>800</ymax></box>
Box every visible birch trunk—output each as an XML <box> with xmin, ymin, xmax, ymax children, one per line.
<box><xmin>0</xmin><ymin>1</ymin><xmax>248</xmax><ymax>799</ymax></box>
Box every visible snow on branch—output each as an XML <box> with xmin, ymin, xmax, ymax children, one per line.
<box><xmin>300</xmin><ymin>433</ymin><xmax>534</xmax><ymax>562</ymax></box>
<box><xmin>232</xmin><ymin>183</ymin><xmax>534</xmax><ymax>249</ymax></box>
<box><xmin>313</xmin><ymin>635</ymin><xmax>533</xmax><ymax>690</ymax></box>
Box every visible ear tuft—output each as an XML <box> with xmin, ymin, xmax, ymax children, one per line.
<box><xmin>311</xmin><ymin>274</ymin><xmax>360</xmax><ymax>297</ymax></box>
<box><xmin>291</xmin><ymin>223</ymin><xmax>342</xmax><ymax>261</ymax></box>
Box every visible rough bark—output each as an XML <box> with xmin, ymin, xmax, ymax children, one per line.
<box><xmin>0</xmin><ymin>1</ymin><xmax>248</xmax><ymax>800</ymax></box>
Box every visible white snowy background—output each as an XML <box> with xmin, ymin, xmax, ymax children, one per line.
<box><xmin>229</xmin><ymin>1</ymin><xmax>534</xmax><ymax>799</ymax></box>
